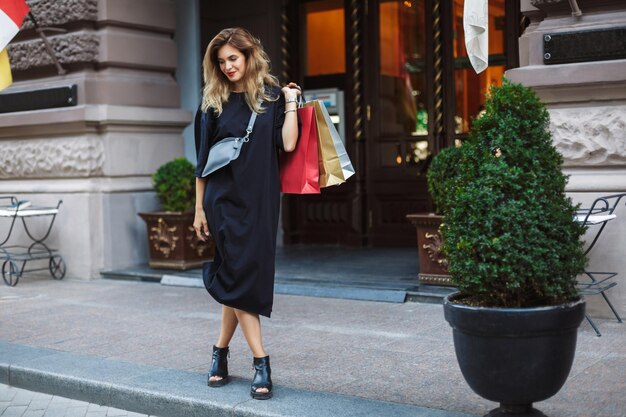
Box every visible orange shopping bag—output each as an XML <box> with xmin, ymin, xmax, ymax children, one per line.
<box><xmin>279</xmin><ymin>105</ymin><xmax>321</xmax><ymax>194</ymax></box>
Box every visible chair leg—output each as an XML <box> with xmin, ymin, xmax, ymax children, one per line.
<box><xmin>585</xmin><ymin>314</ymin><xmax>602</xmax><ymax>337</ymax></box>
<box><xmin>600</xmin><ymin>292</ymin><xmax>623</xmax><ymax>323</ymax></box>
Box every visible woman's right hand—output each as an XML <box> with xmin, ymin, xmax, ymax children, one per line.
<box><xmin>194</xmin><ymin>208</ymin><xmax>211</xmax><ymax>241</ymax></box>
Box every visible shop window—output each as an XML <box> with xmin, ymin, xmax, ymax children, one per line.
<box><xmin>305</xmin><ymin>0</ymin><xmax>346</xmax><ymax>76</ymax></box>
<box><xmin>452</xmin><ymin>0</ymin><xmax>506</xmax><ymax>134</ymax></box>
<box><xmin>379</xmin><ymin>0</ymin><xmax>427</xmax><ymax>139</ymax></box>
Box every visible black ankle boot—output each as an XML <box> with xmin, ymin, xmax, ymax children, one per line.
<box><xmin>208</xmin><ymin>345</ymin><xmax>229</xmax><ymax>387</ymax></box>
<box><xmin>250</xmin><ymin>355</ymin><xmax>273</xmax><ymax>400</ymax></box>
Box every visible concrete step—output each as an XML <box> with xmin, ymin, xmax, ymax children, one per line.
<box><xmin>0</xmin><ymin>341</ymin><xmax>475</xmax><ymax>417</ymax></box>
<box><xmin>101</xmin><ymin>265</ymin><xmax>454</xmax><ymax>305</ymax></box>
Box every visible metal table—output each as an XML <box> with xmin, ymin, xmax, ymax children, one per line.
<box><xmin>0</xmin><ymin>196</ymin><xmax>66</xmax><ymax>286</ymax></box>
<box><xmin>575</xmin><ymin>193</ymin><xmax>625</xmax><ymax>336</ymax></box>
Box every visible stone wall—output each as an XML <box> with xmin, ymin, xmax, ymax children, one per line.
<box><xmin>0</xmin><ymin>0</ymin><xmax>191</xmax><ymax>279</ymax></box>
<box><xmin>507</xmin><ymin>0</ymin><xmax>626</xmax><ymax>319</ymax></box>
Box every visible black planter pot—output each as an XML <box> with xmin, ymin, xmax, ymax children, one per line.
<box><xmin>444</xmin><ymin>293</ymin><xmax>585</xmax><ymax>417</ymax></box>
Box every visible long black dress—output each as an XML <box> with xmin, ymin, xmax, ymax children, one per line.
<box><xmin>194</xmin><ymin>87</ymin><xmax>285</xmax><ymax>318</ymax></box>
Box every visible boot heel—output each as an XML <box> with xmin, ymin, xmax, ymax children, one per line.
<box><xmin>208</xmin><ymin>345</ymin><xmax>230</xmax><ymax>387</ymax></box>
<box><xmin>250</xmin><ymin>355</ymin><xmax>272</xmax><ymax>400</ymax></box>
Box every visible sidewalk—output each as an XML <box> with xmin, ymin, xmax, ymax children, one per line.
<box><xmin>1</xmin><ymin>278</ymin><xmax>624</xmax><ymax>417</ymax></box>
<box><xmin>0</xmin><ymin>383</ymin><xmax>151</xmax><ymax>417</ymax></box>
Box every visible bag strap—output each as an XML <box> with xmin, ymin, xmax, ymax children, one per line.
<box><xmin>241</xmin><ymin>99</ymin><xmax>263</xmax><ymax>142</ymax></box>
<box><xmin>242</xmin><ymin>110</ymin><xmax>257</xmax><ymax>142</ymax></box>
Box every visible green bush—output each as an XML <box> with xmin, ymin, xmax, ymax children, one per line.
<box><xmin>427</xmin><ymin>144</ymin><xmax>463</xmax><ymax>215</ymax></box>
<box><xmin>152</xmin><ymin>157</ymin><xmax>196</xmax><ymax>212</ymax></box>
<box><xmin>437</xmin><ymin>80</ymin><xmax>586</xmax><ymax>307</ymax></box>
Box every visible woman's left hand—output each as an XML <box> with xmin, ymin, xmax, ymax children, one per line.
<box><xmin>282</xmin><ymin>82</ymin><xmax>301</xmax><ymax>101</ymax></box>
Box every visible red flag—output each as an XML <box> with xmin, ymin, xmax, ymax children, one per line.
<box><xmin>0</xmin><ymin>0</ymin><xmax>30</xmax><ymax>51</ymax></box>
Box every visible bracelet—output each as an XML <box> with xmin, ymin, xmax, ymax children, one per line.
<box><xmin>284</xmin><ymin>109</ymin><xmax>297</xmax><ymax>114</ymax></box>
<box><xmin>285</xmin><ymin>99</ymin><xmax>297</xmax><ymax>104</ymax></box>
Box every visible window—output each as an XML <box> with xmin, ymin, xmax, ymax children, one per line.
<box><xmin>304</xmin><ymin>0</ymin><xmax>346</xmax><ymax>76</ymax></box>
<box><xmin>379</xmin><ymin>0</ymin><xmax>427</xmax><ymax>138</ymax></box>
<box><xmin>452</xmin><ymin>0</ymin><xmax>506</xmax><ymax>134</ymax></box>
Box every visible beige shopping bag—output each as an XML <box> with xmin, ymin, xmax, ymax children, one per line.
<box><xmin>306</xmin><ymin>100</ymin><xmax>352</xmax><ymax>187</ymax></box>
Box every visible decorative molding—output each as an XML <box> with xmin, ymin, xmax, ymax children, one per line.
<box><xmin>8</xmin><ymin>32</ymin><xmax>99</xmax><ymax>71</ymax></box>
<box><xmin>21</xmin><ymin>0</ymin><xmax>98</xmax><ymax>29</ymax></box>
<box><xmin>564</xmin><ymin>167</ymin><xmax>626</xmax><ymax>192</ymax></box>
<box><xmin>549</xmin><ymin>106</ymin><xmax>626</xmax><ymax>166</ymax></box>
<box><xmin>423</xmin><ymin>231</ymin><xmax>448</xmax><ymax>271</ymax></box>
<box><xmin>280</xmin><ymin>3</ymin><xmax>290</xmax><ymax>83</ymax></box>
<box><xmin>419</xmin><ymin>273</ymin><xmax>453</xmax><ymax>286</ymax></box>
<box><xmin>0</xmin><ymin>137</ymin><xmax>104</xmax><ymax>178</ymax></box>
<box><xmin>0</xmin><ymin>177</ymin><xmax>154</xmax><ymax>194</ymax></box>
<box><xmin>433</xmin><ymin>0</ymin><xmax>444</xmax><ymax>139</ymax></box>
<box><xmin>350</xmin><ymin>0</ymin><xmax>363</xmax><ymax>141</ymax></box>
<box><xmin>530</xmin><ymin>0</ymin><xmax>568</xmax><ymax>5</ymax></box>
<box><xmin>530</xmin><ymin>0</ymin><xmax>616</xmax><ymax>13</ymax></box>
<box><xmin>149</xmin><ymin>218</ymin><xmax>178</xmax><ymax>258</ymax></box>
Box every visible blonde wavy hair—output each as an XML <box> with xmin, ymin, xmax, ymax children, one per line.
<box><xmin>201</xmin><ymin>28</ymin><xmax>279</xmax><ymax>115</ymax></box>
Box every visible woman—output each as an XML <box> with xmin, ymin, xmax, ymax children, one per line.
<box><xmin>193</xmin><ymin>27</ymin><xmax>299</xmax><ymax>400</ymax></box>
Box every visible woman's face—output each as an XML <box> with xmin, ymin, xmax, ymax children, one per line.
<box><xmin>217</xmin><ymin>44</ymin><xmax>246</xmax><ymax>90</ymax></box>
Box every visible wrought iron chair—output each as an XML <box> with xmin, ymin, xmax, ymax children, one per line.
<box><xmin>575</xmin><ymin>193</ymin><xmax>625</xmax><ymax>336</ymax></box>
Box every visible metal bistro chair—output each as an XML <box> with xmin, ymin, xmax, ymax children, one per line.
<box><xmin>575</xmin><ymin>192</ymin><xmax>625</xmax><ymax>336</ymax></box>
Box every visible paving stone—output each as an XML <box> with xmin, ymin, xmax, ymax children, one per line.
<box><xmin>64</xmin><ymin>406</ymin><xmax>88</xmax><ymax>417</ymax></box>
<box><xmin>47</xmin><ymin>397</ymin><xmax>71</xmax><ymax>406</ymax></box>
<box><xmin>0</xmin><ymin>386</ymin><xmax>17</xmax><ymax>402</ymax></box>
<box><xmin>29</xmin><ymin>394</ymin><xmax>52</xmax><ymax>402</ymax></box>
<box><xmin>27</xmin><ymin>399</ymin><xmax>52</xmax><ymax>411</ymax></box>
<box><xmin>9</xmin><ymin>390</ymin><xmax>34</xmax><ymax>407</ymax></box>
<box><xmin>22</xmin><ymin>410</ymin><xmax>45</xmax><ymax>417</ymax></box>
<box><xmin>104</xmin><ymin>408</ymin><xmax>129</xmax><ymax>416</ymax></box>
<box><xmin>2</xmin><ymin>405</ymin><xmax>28</xmax><ymax>416</ymax></box>
<box><xmin>0</xmin><ymin>403</ymin><xmax>11</xmax><ymax>415</ymax></box>
<box><xmin>0</xmin><ymin>386</ymin><xmax>149</xmax><ymax>417</ymax></box>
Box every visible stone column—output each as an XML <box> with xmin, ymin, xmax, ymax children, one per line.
<box><xmin>0</xmin><ymin>0</ymin><xmax>192</xmax><ymax>279</ymax></box>
<box><xmin>507</xmin><ymin>0</ymin><xmax>626</xmax><ymax>318</ymax></box>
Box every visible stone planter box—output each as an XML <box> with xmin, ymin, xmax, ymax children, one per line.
<box><xmin>138</xmin><ymin>212</ymin><xmax>214</xmax><ymax>270</ymax></box>
<box><xmin>406</xmin><ymin>213</ymin><xmax>452</xmax><ymax>286</ymax></box>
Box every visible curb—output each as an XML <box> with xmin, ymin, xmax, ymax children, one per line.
<box><xmin>0</xmin><ymin>341</ymin><xmax>476</xmax><ymax>417</ymax></box>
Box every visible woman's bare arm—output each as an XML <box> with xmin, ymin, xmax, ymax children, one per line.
<box><xmin>193</xmin><ymin>177</ymin><xmax>210</xmax><ymax>241</ymax></box>
<box><xmin>281</xmin><ymin>82</ymin><xmax>301</xmax><ymax>152</ymax></box>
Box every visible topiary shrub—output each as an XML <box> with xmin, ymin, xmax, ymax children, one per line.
<box><xmin>427</xmin><ymin>144</ymin><xmax>463</xmax><ymax>215</ymax></box>
<box><xmin>440</xmin><ymin>79</ymin><xmax>586</xmax><ymax>307</ymax></box>
<box><xmin>152</xmin><ymin>157</ymin><xmax>196</xmax><ymax>212</ymax></box>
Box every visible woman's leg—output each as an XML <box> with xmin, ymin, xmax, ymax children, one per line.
<box><xmin>209</xmin><ymin>305</ymin><xmax>239</xmax><ymax>383</ymax></box>
<box><xmin>216</xmin><ymin>305</ymin><xmax>238</xmax><ymax>347</ymax></box>
<box><xmin>233</xmin><ymin>308</ymin><xmax>269</xmax><ymax>394</ymax></box>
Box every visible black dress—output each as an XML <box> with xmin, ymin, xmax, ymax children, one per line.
<box><xmin>194</xmin><ymin>86</ymin><xmax>285</xmax><ymax>318</ymax></box>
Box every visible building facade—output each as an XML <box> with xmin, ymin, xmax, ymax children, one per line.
<box><xmin>1</xmin><ymin>0</ymin><xmax>624</xmax><ymax>317</ymax></box>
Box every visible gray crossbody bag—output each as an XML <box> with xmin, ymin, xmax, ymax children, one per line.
<box><xmin>200</xmin><ymin>105</ymin><xmax>259</xmax><ymax>177</ymax></box>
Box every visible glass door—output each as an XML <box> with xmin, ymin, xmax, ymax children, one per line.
<box><xmin>366</xmin><ymin>0</ymin><xmax>432</xmax><ymax>246</ymax></box>
<box><xmin>378</xmin><ymin>0</ymin><xmax>430</xmax><ymax>169</ymax></box>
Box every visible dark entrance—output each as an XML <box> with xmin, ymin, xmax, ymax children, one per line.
<box><xmin>199</xmin><ymin>0</ymin><xmax>521</xmax><ymax>247</ymax></box>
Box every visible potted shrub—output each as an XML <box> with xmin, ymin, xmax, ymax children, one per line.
<box><xmin>436</xmin><ymin>80</ymin><xmax>587</xmax><ymax>417</ymax></box>
<box><xmin>139</xmin><ymin>157</ymin><xmax>214</xmax><ymax>270</ymax></box>
<box><xmin>406</xmin><ymin>145</ymin><xmax>463</xmax><ymax>286</ymax></box>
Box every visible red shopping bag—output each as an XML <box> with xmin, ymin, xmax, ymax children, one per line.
<box><xmin>279</xmin><ymin>106</ymin><xmax>321</xmax><ymax>194</ymax></box>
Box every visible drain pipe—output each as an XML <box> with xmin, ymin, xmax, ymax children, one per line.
<box><xmin>568</xmin><ymin>0</ymin><xmax>582</xmax><ymax>16</ymax></box>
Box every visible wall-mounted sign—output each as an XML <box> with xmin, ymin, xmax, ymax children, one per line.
<box><xmin>304</xmin><ymin>91</ymin><xmax>337</xmax><ymax>109</ymax></box>
<box><xmin>0</xmin><ymin>85</ymin><xmax>77</xmax><ymax>113</ymax></box>
<box><xmin>543</xmin><ymin>27</ymin><xmax>626</xmax><ymax>65</ymax></box>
